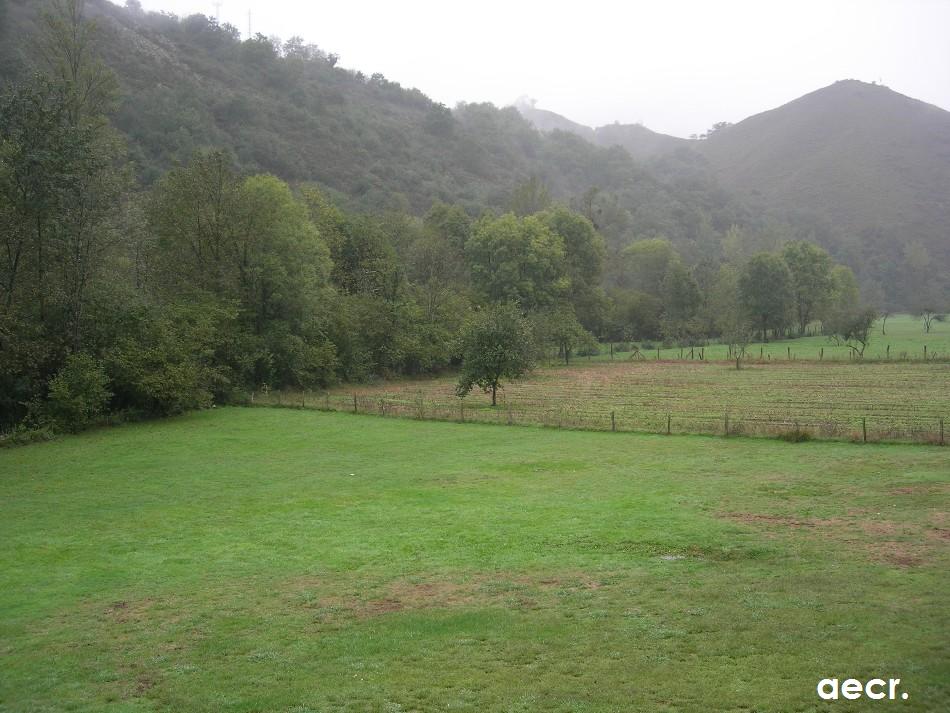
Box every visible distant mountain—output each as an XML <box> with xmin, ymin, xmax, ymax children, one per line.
<box><xmin>514</xmin><ymin>102</ymin><xmax>687</xmax><ymax>161</ymax></box>
<box><xmin>518</xmin><ymin>81</ymin><xmax>950</xmax><ymax>307</ymax></box>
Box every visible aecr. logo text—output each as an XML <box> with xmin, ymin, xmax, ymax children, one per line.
<box><xmin>818</xmin><ymin>678</ymin><xmax>908</xmax><ymax>701</ymax></box>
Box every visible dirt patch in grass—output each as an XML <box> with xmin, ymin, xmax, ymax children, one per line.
<box><xmin>288</xmin><ymin>571</ymin><xmax>611</xmax><ymax>620</ymax></box>
<box><xmin>721</xmin><ymin>512</ymin><xmax>947</xmax><ymax>568</ymax></box>
<box><xmin>104</xmin><ymin>598</ymin><xmax>155</xmax><ymax>624</ymax></box>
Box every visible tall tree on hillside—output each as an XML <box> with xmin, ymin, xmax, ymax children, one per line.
<box><xmin>782</xmin><ymin>241</ymin><xmax>834</xmax><ymax>335</ymax></box>
<box><xmin>738</xmin><ymin>253</ymin><xmax>792</xmax><ymax>341</ymax></box>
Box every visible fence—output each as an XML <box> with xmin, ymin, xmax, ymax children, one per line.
<box><xmin>247</xmin><ymin>390</ymin><xmax>947</xmax><ymax>446</ymax></box>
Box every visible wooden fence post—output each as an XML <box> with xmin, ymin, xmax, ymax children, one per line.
<box><xmin>819</xmin><ymin>347</ymin><xmax>823</xmax><ymax>361</ymax></box>
<box><xmin>862</xmin><ymin>417</ymin><xmax>867</xmax><ymax>443</ymax></box>
<box><xmin>657</xmin><ymin>347</ymin><xmax>660</xmax><ymax>360</ymax></box>
<box><xmin>924</xmin><ymin>345</ymin><xmax>928</xmax><ymax>360</ymax></box>
<box><xmin>787</xmin><ymin>347</ymin><xmax>791</xmax><ymax>360</ymax></box>
<box><xmin>940</xmin><ymin>418</ymin><xmax>945</xmax><ymax>446</ymax></box>
<box><xmin>460</xmin><ymin>400</ymin><xmax>465</xmax><ymax>423</ymax></box>
<box><xmin>611</xmin><ymin>411</ymin><xmax>616</xmax><ymax>432</ymax></box>
<box><xmin>353</xmin><ymin>394</ymin><xmax>358</xmax><ymax>413</ymax></box>
<box><xmin>667</xmin><ymin>414</ymin><xmax>671</xmax><ymax>435</ymax></box>
<box><xmin>724</xmin><ymin>414</ymin><xmax>729</xmax><ymax>436</ymax></box>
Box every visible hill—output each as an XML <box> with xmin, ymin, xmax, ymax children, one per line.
<box><xmin>0</xmin><ymin>0</ymin><xmax>743</xmax><ymax>263</ymax></box>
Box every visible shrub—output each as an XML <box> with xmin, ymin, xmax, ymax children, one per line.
<box><xmin>42</xmin><ymin>354</ymin><xmax>112</xmax><ymax>432</ymax></box>
<box><xmin>778</xmin><ymin>425</ymin><xmax>813</xmax><ymax>443</ymax></box>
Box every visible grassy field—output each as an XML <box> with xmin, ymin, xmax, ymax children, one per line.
<box><xmin>582</xmin><ymin>314</ymin><xmax>950</xmax><ymax>363</ymax></box>
<box><xmin>324</xmin><ymin>360</ymin><xmax>950</xmax><ymax>443</ymax></box>
<box><xmin>1</xmin><ymin>408</ymin><xmax>948</xmax><ymax>711</ymax></box>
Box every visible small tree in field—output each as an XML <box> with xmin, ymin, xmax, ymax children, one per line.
<box><xmin>827</xmin><ymin>307</ymin><xmax>877</xmax><ymax>358</ymax></box>
<box><xmin>456</xmin><ymin>304</ymin><xmax>535</xmax><ymax>406</ymax></box>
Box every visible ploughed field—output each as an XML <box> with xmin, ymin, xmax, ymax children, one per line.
<box><xmin>316</xmin><ymin>360</ymin><xmax>950</xmax><ymax>443</ymax></box>
<box><xmin>1</xmin><ymin>408</ymin><xmax>948</xmax><ymax>712</ymax></box>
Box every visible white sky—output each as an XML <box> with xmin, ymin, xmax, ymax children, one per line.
<box><xmin>112</xmin><ymin>0</ymin><xmax>950</xmax><ymax>138</ymax></box>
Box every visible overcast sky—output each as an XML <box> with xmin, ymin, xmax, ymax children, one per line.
<box><xmin>113</xmin><ymin>0</ymin><xmax>950</xmax><ymax>138</ymax></box>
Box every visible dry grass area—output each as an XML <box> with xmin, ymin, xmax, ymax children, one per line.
<box><xmin>299</xmin><ymin>360</ymin><xmax>950</xmax><ymax>442</ymax></box>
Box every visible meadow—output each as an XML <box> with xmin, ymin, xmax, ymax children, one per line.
<box><xmin>1</xmin><ymin>408</ymin><xmax>948</xmax><ymax>711</ymax></box>
<box><xmin>586</xmin><ymin>314</ymin><xmax>950</xmax><ymax>363</ymax></box>
<box><xmin>315</xmin><ymin>359</ymin><xmax>950</xmax><ymax>444</ymax></box>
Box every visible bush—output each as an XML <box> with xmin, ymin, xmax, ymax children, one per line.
<box><xmin>778</xmin><ymin>425</ymin><xmax>813</xmax><ymax>443</ymax></box>
<box><xmin>41</xmin><ymin>354</ymin><xmax>112</xmax><ymax>432</ymax></box>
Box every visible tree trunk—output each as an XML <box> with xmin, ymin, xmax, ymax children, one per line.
<box><xmin>491</xmin><ymin>383</ymin><xmax>497</xmax><ymax>406</ymax></box>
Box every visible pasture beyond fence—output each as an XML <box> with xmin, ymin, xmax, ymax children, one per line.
<box><xmin>249</xmin><ymin>389</ymin><xmax>947</xmax><ymax>446</ymax></box>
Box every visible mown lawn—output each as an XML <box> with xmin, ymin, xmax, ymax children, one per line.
<box><xmin>1</xmin><ymin>408</ymin><xmax>948</xmax><ymax>712</ymax></box>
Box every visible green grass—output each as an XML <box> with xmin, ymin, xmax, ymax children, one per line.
<box><xmin>1</xmin><ymin>408</ymin><xmax>948</xmax><ymax>711</ymax></box>
<box><xmin>583</xmin><ymin>314</ymin><xmax>950</xmax><ymax>363</ymax></box>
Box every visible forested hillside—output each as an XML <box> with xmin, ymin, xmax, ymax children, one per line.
<box><xmin>1</xmin><ymin>0</ymin><xmax>746</xmax><ymax>264</ymax></box>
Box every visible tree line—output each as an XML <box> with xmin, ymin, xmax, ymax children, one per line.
<box><xmin>1</xmin><ymin>1</ymin><xmax>877</xmax><ymax>438</ymax></box>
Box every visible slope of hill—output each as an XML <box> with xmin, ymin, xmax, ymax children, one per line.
<box><xmin>514</xmin><ymin>102</ymin><xmax>688</xmax><ymax>161</ymax></box>
<box><xmin>0</xmin><ymin>0</ymin><xmax>738</xmax><ymax>249</ymax></box>
<box><xmin>697</xmin><ymin>80</ymin><xmax>950</xmax><ymax>307</ymax></box>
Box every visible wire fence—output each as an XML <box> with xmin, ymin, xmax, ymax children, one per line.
<box><xmin>246</xmin><ymin>390</ymin><xmax>947</xmax><ymax>446</ymax></box>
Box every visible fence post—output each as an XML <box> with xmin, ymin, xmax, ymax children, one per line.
<box><xmin>724</xmin><ymin>414</ymin><xmax>730</xmax><ymax>436</ymax></box>
<box><xmin>940</xmin><ymin>418</ymin><xmax>945</xmax><ymax>446</ymax></box>
<box><xmin>302</xmin><ymin>393</ymin><xmax>306</xmax><ymax>408</ymax></box>
<box><xmin>924</xmin><ymin>345</ymin><xmax>928</xmax><ymax>360</ymax></box>
<box><xmin>611</xmin><ymin>411</ymin><xmax>616</xmax><ymax>432</ymax></box>
<box><xmin>460</xmin><ymin>400</ymin><xmax>465</xmax><ymax>423</ymax></box>
<box><xmin>862</xmin><ymin>417</ymin><xmax>867</xmax><ymax>443</ymax></box>
<box><xmin>886</xmin><ymin>344</ymin><xmax>890</xmax><ymax>360</ymax></box>
<box><xmin>787</xmin><ymin>347</ymin><xmax>791</xmax><ymax>360</ymax></box>
<box><xmin>353</xmin><ymin>394</ymin><xmax>358</xmax><ymax>413</ymax></box>
<box><xmin>667</xmin><ymin>414</ymin><xmax>671</xmax><ymax>435</ymax></box>
<box><xmin>657</xmin><ymin>347</ymin><xmax>660</xmax><ymax>360</ymax></box>
<box><xmin>819</xmin><ymin>347</ymin><xmax>823</xmax><ymax>361</ymax></box>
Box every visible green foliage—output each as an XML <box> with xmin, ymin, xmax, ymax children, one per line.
<box><xmin>38</xmin><ymin>352</ymin><xmax>111</xmax><ymax>431</ymax></box>
<box><xmin>456</xmin><ymin>304</ymin><xmax>535</xmax><ymax>405</ymax></box>
<box><xmin>739</xmin><ymin>252</ymin><xmax>793</xmax><ymax>341</ymax></box>
<box><xmin>466</xmin><ymin>213</ymin><xmax>568</xmax><ymax>310</ymax></box>
<box><xmin>782</xmin><ymin>241</ymin><xmax>834</xmax><ymax>335</ymax></box>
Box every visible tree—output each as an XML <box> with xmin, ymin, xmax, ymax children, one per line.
<box><xmin>738</xmin><ymin>252</ymin><xmax>792</xmax><ymax>341</ymax></box>
<box><xmin>455</xmin><ymin>304</ymin><xmax>534</xmax><ymax>406</ymax></box>
<box><xmin>620</xmin><ymin>238</ymin><xmax>678</xmax><ymax>296</ymax></box>
<box><xmin>827</xmin><ymin>307</ymin><xmax>877</xmax><ymax>358</ymax></box>
<box><xmin>532</xmin><ymin>306</ymin><xmax>593</xmax><ymax>365</ymax></box>
<box><xmin>508</xmin><ymin>176</ymin><xmax>551</xmax><ymax>216</ymax></box>
<box><xmin>539</xmin><ymin>205</ymin><xmax>607</xmax><ymax>332</ymax></box>
<box><xmin>709</xmin><ymin>264</ymin><xmax>754</xmax><ymax>368</ymax></box>
<box><xmin>660</xmin><ymin>259</ymin><xmax>701</xmax><ymax>345</ymax></box>
<box><xmin>782</xmin><ymin>241</ymin><xmax>833</xmax><ymax>335</ymax></box>
<box><xmin>465</xmin><ymin>213</ymin><xmax>567</xmax><ymax>310</ymax></box>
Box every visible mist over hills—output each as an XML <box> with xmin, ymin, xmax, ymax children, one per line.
<box><xmin>1</xmin><ymin>0</ymin><xmax>947</xmax><ymax>308</ymax></box>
